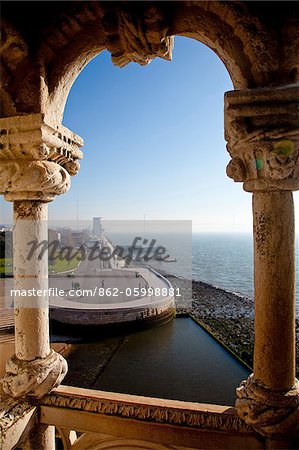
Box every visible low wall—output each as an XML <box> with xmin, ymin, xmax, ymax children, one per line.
<box><xmin>50</xmin><ymin>296</ymin><xmax>176</xmax><ymax>326</ymax></box>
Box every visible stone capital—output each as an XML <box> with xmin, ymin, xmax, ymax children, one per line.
<box><xmin>225</xmin><ymin>85</ymin><xmax>299</xmax><ymax>192</ymax></box>
<box><xmin>0</xmin><ymin>114</ymin><xmax>83</xmax><ymax>201</ymax></box>
<box><xmin>236</xmin><ymin>374</ymin><xmax>299</xmax><ymax>438</ymax></box>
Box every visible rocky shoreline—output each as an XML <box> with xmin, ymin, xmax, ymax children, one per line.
<box><xmin>164</xmin><ymin>273</ymin><xmax>299</xmax><ymax>375</ymax></box>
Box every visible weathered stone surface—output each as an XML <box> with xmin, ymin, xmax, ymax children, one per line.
<box><xmin>0</xmin><ymin>114</ymin><xmax>83</xmax><ymax>161</ymax></box>
<box><xmin>0</xmin><ymin>114</ymin><xmax>83</xmax><ymax>201</ymax></box>
<box><xmin>0</xmin><ymin>350</ymin><xmax>67</xmax><ymax>399</ymax></box>
<box><xmin>2</xmin><ymin>2</ymin><xmax>298</xmax><ymax>121</ymax></box>
<box><xmin>0</xmin><ymin>396</ymin><xmax>37</xmax><ymax>450</ymax></box>
<box><xmin>0</xmin><ymin>2</ymin><xmax>298</xmax><ymax>448</ymax></box>
<box><xmin>42</xmin><ymin>386</ymin><xmax>253</xmax><ymax>434</ymax></box>
<box><xmin>0</xmin><ymin>115</ymin><xmax>80</xmax><ymax>426</ymax></box>
<box><xmin>234</xmin><ymin>190</ymin><xmax>299</xmax><ymax>438</ymax></box>
<box><xmin>0</xmin><ymin>19</ymin><xmax>30</xmax><ymax>117</ymax></box>
<box><xmin>236</xmin><ymin>375</ymin><xmax>299</xmax><ymax>438</ymax></box>
<box><xmin>0</xmin><ymin>160</ymin><xmax>71</xmax><ymax>202</ymax></box>
<box><xmin>102</xmin><ymin>5</ymin><xmax>173</xmax><ymax>68</ymax></box>
<box><xmin>252</xmin><ymin>192</ymin><xmax>296</xmax><ymax>391</ymax></box>
<box><xmin>225</xmin><ymin>85</ymin><xmax>299</xmax><ymax>192</ymax></box>
<box><xmin>0</xmin><ymin>200</ymin><xmax>68</xmax><ymax>403</ymax></box>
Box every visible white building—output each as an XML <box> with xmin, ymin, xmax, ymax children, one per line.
<box><xmin>93</xmin><ymin>217</ymin><xmax>103</xmax><ymax>239</ymax></box>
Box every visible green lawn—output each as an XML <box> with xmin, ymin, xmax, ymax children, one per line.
<box><xmin>49</xmin><ymin>255</ymin><xmax>81</xmax><ymax>273</ymax></box>
<box><xmin>0</xmin><ymin>255</ymin><xmax>81</xmax><ymax>274</ymax></box>
<box><xmin>0</xmin><ymin>257</ymin><xmax>13</xmax><ymax>274</ymax></box>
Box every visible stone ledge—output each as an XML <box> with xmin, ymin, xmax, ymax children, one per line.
<box><xmin>42</xmin><ymin>385</ymin><xmax>254</xmax><ymax>434</ymax></box>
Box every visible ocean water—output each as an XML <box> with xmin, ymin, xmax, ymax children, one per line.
<box><xmin>109</xmin><ymin>231</ymin><xmax>299</xmax><ymax>313</ymax></box>
<box><xmin>192</xmin><ymin>233</ymin><xmax>254</xmax><ymax>297</ymax></box>
<box><xmin>191</xmin><ymin>233</ymin><xmax>299</xmax><ymax>314</ymax></box>
<box><xmin>143</xmin><ymin>232</ymin><xmax>299</xmax><ymax>313</ymax></box>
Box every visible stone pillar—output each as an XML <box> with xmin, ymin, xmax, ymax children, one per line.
<box><xmin>0</xmin><ymin>114</ymin><xmax>83</xmax><ymax>401</ymax></box>
<box><xmin>13</xmin><ymin>200</ymin><xmax>50</xmax><ymax>362</ymax></box>
<box><xmin>225</xmin><ymin>85</ymin><xmax>299</xmax><ymax>441</ymax></box>
<box><xmin>23</xmin><ymin>424</ymin><xmax>56</xmax><ymax>450</ymax></box>
<box><xmin>253</xmin><ymin>191</ymin><xmax>296</xmax><ymax>391</ymax></box>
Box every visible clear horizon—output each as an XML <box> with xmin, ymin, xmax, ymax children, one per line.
<box><xmin>1</xmin><ymin>36</ymin><xmax>299</xmax><ymax>232</ymax></box>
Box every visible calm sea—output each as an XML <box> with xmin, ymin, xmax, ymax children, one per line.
<box><xmin>192</xmin><ymin>233</ymin><xmax>299</xmax><ymax>314</ymax></box>
<box><xmin>192</xmin><ymin>233</ymin><xmax>254</xmax><ymax>297</ymax></box>
<box><xmin>110</xmin><ymin>231</ymin><xmax>299</xmax><ymax>313</ymax></box>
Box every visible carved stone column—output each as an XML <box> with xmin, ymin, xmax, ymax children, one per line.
<box><xmin>225</xmin><ymin>85</ymin><xmax>299</xmax><ymax>441</ymax></box>
<box><xmin>0</xmin><ymin>114</ymin><xmax>83</xmax><ymax>399</ymax></box>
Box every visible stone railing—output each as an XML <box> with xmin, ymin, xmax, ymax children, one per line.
<box><xmin>39</xmin><ymin>385</ymin><xmax>264</xmax><ymax>450</ymax></box>
<box><xmin>1</xmin><ymin>385</ymin><xmax>265</xmax><ymax>449</ymax></box>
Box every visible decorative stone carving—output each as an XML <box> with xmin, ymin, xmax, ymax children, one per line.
<box><xmin>101</xmin><ymin>4</ymin><xmax>173</xmax><ymax>67</ymax></box>
<box><xmin>0</xmin><ymin>114</ymin><xmax>83</xmax><ymax>163</ymax></box>
<box><xmin>236</xmin><ymin>374</ymin><xmax>299</xmax><ymax>438</ymax></box>
<box><xmin>42</xmin><ymin>390</ymin><xmax>253</xmax><ymax>434</ymax></box>
<box><xmin>0</xmin><ymin>113</ymin><xmax>83</xmax><ymax>201</ymax></box>
<box><xmin>0</xmin><ymin>160</ymin><xmax>71</xmax><ymax>201</ymax></box>
<box><xmin>0</xmin><ymin>20</ymin><xmax>29</xmax><ymax>117</ymax></box>
<box><xmin>0</xmin><ymin>350</ymin><xmax>67</xmax><ymax>399</ymax></box>
<box><xmin>0</xmin><ymin>396</ymin><xmax>36</xmax><ymax>450</ymax></box>
<box><xmin>0</xmin><ymin>20</ymin><xmax>28</xmax><ymax>73</ymax></box>
<box><xmin>225</xmin><ymin>85</ymin><xmax>299</xmax><ymax>192</ymax></box>
<box><xmin>226</xmin><ymin>157</ymin><xmax>247</xmax><ymax>182</ymax></box>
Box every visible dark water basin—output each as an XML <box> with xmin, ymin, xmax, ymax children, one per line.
<box><xmin>93</xmin><ymin>317</ymin><xmax>250</xmax><ymax>406</ymax></box>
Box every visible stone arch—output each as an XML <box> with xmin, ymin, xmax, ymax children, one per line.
<box><xmin>1</xmin><ymin>4</ymin><xmax>299</xmax><ymax>445</ymax></box>
<box><xmin>2</xmin><ymin>1</ymin><xmax>297</xmax><ymax>122</ymax></box>
<box><xmin>70</xmin><ymin>434</ymin><xmax>178</xmax><ymax>450</ymax></box>
<box><xmin>40</xmin><ymin>1</ymin><xmax>278</xmax><ymax>122</ymax></box>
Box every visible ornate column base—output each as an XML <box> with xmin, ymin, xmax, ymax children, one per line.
<box><xmin>236</xmin><ymin>374</ymin><xmax>299</xmax><ymax>438</ymax></box>
<box><xmin>0</xmin><ymin>350</ymin><xmax>67</xmax><ymax>399</ymax></box>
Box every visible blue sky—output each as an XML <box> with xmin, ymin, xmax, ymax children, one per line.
<box><xmin>1</xmin><ymin>36</ymin><xmax>298</xmax><ymax>231</ymax></box>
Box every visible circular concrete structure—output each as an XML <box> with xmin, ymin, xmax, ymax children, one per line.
<box><xmin>49</xmin><ymin>266</ymin><xmax>176</xmax><ymax>327</ymax></box>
